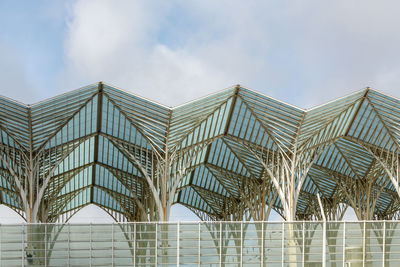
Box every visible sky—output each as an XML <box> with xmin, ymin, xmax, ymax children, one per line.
<box><xmin>1</xmin><ymin>0</ymin><xmax>399</xmax><ymax>223</ymax></box>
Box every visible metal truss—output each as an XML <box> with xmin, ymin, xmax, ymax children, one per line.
<box><xmin>0</xmin><ymin>83</ymin><xmax>400</xmax><ymax>223</ymax></box>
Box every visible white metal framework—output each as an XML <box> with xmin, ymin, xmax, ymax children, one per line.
<box><xmin>0</xmin><ymin>83</ymin><xmax>399</xmax><ymax>223</ymax></box>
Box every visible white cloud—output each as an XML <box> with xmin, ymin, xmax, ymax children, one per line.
<box><xmin>280</xmin><ymin>0</ymin><xmax>400</xmax><ymax>107</ymax></box>
<box><xmin>62</xmin><ymin>0</ymin><xmax>400</xmax><ymax>108</ymax></box>
<box><xmin>0</xmin><ymin>42</ymin><xmax>36</xmax><ymax>103</ymax></box>
<box><xmin>61</xmin><ymin>0</ymin><xmax>280</xmax><ymax>106</ymax></box>
<box><xmin>0</xmin><ymin>0</ymin><xmax>398</xmax><ymax>108</ymax></box>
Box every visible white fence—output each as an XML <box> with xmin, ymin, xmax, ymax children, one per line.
<box><xmin>0</xmin><ymin>221</ymin><xmax>398</xmax><ymax>266</ymax></box>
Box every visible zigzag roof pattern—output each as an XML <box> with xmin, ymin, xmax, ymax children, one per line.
<box><xmin>0</xmin><ymin>82</ymin><xmax>399</xmax><ymax>222</ymax></box>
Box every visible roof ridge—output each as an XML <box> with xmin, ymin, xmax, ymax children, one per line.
<box><xmin>306</xmin><ymin>87</ymin><xmax>368</xmax><ymax>112</ymax></box>
<box><xmin>2</xmin><ymin>83</ymin><xmax>400</xmax><ymax>112</ymax></box>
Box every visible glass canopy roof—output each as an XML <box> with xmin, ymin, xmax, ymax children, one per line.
<box><xmin>0</xmin><ymin>83</ymin><xmax>399</xmax><ymax>222</ymax></box>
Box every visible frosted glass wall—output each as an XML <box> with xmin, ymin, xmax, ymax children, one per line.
<box><xmin>0</xmin><ymin>221</ymin><xmax>398</xmax><ymax>266</ymax></box>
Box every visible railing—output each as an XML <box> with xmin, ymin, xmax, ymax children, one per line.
<box><xmin>0</xmin><ymin>221</ymin><xmax>399</xmax><ymax>266</ymax></box>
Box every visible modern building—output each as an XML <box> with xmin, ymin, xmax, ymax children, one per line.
<box><xmin>1</xmin><ymin>82</ymin><xmax>400</xmax><ymax>266</ymax></box>
<box><xmin>0</xmin><ymin>82</ymin><xmax>399</xmax><ymax>224</ymax></box>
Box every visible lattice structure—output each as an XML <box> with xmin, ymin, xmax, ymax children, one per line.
<box><xmin>0</xmin><ymin>83</ymin><xmax>399</xmax><ymax>222</ymax></box>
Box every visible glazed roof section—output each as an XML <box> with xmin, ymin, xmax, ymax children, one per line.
<box><xmin>0</xmin><ymin>82</ymin><xmax>399</xmax><ymax>219</ymax></box>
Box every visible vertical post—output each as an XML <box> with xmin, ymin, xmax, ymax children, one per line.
<box><xmin>282</xmin><ymin>222</ymin><xmax>284</xmax><ymax>267</ymax></box>
<box><xmin>22</xmin><ymin>224</ymin><xmax>25</xmax><ymax>267</ymax></box>
<box><xmin>177</xmin><ymin>222</ymin><xmax>180</xmax><ymax>267</ymax></box>
<box><xmin>133</xmin><ymin>223</ymin><xmax>136</xmax><ymax>267</ymax></box>
<box><xmin>0</xmin><ymin>223</ymin><xmax>2</xmax><ymax>264</ymax></box>
<box><xmin>111</xmin><ymin>223</ymin><xmax>114</xmax><ymax>267</ymax></box>
<box><xmin>91</xmin><ymin>82</ymin><xmax>103</xmax><ymax>203</ymax></box>
<box><xmin>382</xmin><ymin>221</ymin><xmax>386</xmax><ymax>267</ymax></box>
<box><xmin>302</xmin><ymin>221</ymin><xmax>305</xmax><ymax>267</ymax></box>
<box><xmin>317</xmin><ymin>194</ymin><xmax>327</xmax><ymax>267</ymax></box>
<box><xmin>219</xmin><ymin>222</ymin><xmax>222</xmax><ymax>267</ymax></box>
<box><xmin>261</xmin><ymin>222</ymin><xmax>264</xmax><ymax>267</ymax></box>
<box><xmin>363</xmin><ymin>221</ymin><xmax>366</xmax><ymax>267</ymax></box>
<box><xmin>198</xmin><ymin>222</ymin><xmax>201</xmax><ymax>267</ymax></box>
<box><xmin>68</xmin><ymin>224</ymin><xmax>70</xmax><ymax>267</ymax></box>
<box><xmin>89</xmin><ymin>223</ymin><xmax>92</xmax><ymax>267</ymax></box>
<box><xmin>240</xmin><ymin>222</ymin><xmax>243</xmax><ymax>267</ymax></box>
<box><xmin>343</xmin><ymin>222</ymin><xmax>346</xmax><ymax>267</ymax></box>
<box><xmin>322</xmin><ymin>221</ymin><xmax>327</xmax><ymax>267</ymax></box>
<box><xmin>155</xmin><ymin>222</ymin><xmax>158</xmax><ymax>266</ymax></box>
<box><xmin>45</xmin><ymin>224</ymin><xmax>47</xmax><ymax>267</ymax></box>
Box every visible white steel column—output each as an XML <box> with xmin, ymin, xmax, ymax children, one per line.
<box><xmin>0</xmin><ymin>223</ymin><xmax>2</xmax><ymax>264</ymax></box>
<box><xmin>177</xmin><ymin>222</ymin><xmax>180</xmax><ymax>267</ymax></box>
<box><xmin>45</xmin><ymin>224</ymin><xmax>47</xmax><ymax>267</ymax></box>
<box><xmin>261</xmin><ymin>222</ymin><xmax>264</xmax><ymax>267</ymax></box>
<box><xmin>219</xmin><ymin>222</ymin><xmax>222</xmax><ymax>267</ymax></box>
<box><xmin>317</xmin><ymin>194</ymin><xmax>327</xmax><ymax>267</ymax></box>
<box><xmin>302</xmin><ymin>222</ymin><xmax>305</xmax><ymax>267</ymax></box>
<box><xmin>68</xmin><ymin>224</ymin><xmax>70</xmax><ymax>267</ymax></box>
<box><xmin>240</xmin><ymin>222</ymin><xmax>243</xmax><ymax>267</ymax></box>
<box><xmin>155</xmin><ymin>223</ymin><xmax>158</xmax><ymax>266</ymax></box>
<box><xmin>111</xmin><ymin>223</ymin><xmax>114</xmax><ymax>267</ymax></box>
<box><xmin>198</xmin><ymin>222</ymin><xmax>201</xmax><ymax>267</ymax></box>
<box><xmin>133</xmin><ymin>223</ymin><xmax>136</xmax><ymax>267</ymax></box>
<box><xmin>342</xmin><ymin>222</ymin><xmax>346</xmax><ymax>267</ymax></box>
<box><xmin>90</xmin><ymin>223</ymin><xmax>92</xmax><ymax>267</ymax></box>
<box><xmin>363</xmin><ymin>221</ymin><xmax>366</xmax><ymax>267</ymax></box>
<box><xmin>22</xmin><ymin>224</ymin><xmax>24</xmax><ymax>267</ymax></box>
<box><xmin>383</xmin><ymin>221</ymin><xmax>386</xmax><ymax>267</ymax></box>
<box><xmin>322</xmin><ymin>221</ymin><xmax>327</xmax><ymax>267</ymax></box>
<box><xmin>282</xmin><ymin>222</ymin><xmax>284</xmax><ymax>267</ymax></box>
